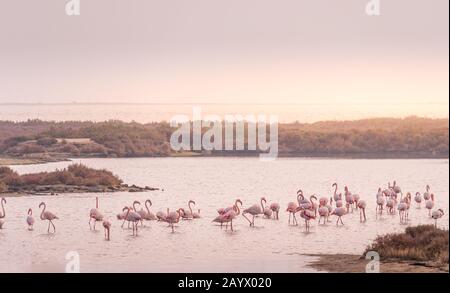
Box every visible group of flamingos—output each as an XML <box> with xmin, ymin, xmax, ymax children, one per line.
<box><xmin>0</xmin><ymin>181</ymin><xmax>445</xmax><ymax>239</ymax></box>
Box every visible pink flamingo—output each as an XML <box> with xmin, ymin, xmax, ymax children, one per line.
<box><xmin>318</xmin><ymin>205</ymin><xmax>330</xmax><ymax>225</ymax></box>
<box><xmin>218</xmin><ymin>199</ymin><xmax>243</xmax><ymax>215</ymax></box>
<box><xmin>431</xmin><ymin>209</ymin><xmax>444</xmax><ymax>228</ymax></box>
<box><xmin>332</xmin><ymin>183</ymin><xmax>341</xmax><ymax>202</ymax></box>
<box><xmin>0</xmin><ymin>198</ymin><xmax>6</xmax><ymax>229</ymax></box>
<box><xmin>344</xmin><ymin>186</ymin><xmax>355</xmax><ymax>213</ymax></box>
<box><xmin>89</xmin><ymin>197</ymin><xmax>104</xmax><ymax>230</ymax></box>
<box><xmin>242</xmin><ymin>198</ymin><xmax>264</xmax><ymax>226</ymax></box>
<box><xmin>331</xmin><ymin>206</ymin><xmax>346</xmax><ymax>226</ymax></box>
<box><xmin>414</xmin><ymin>192</ymin><xmax>422</xmax><ymax>208</ymax></box>
<box><xmin>138</xmin><ymin>199</ymin><xmax>157</xmax><ymax>222</ymax></box>
<box><xmin>357</xmin><ymin>200</ymin><xmax>367</xmax><ymax>222</ymax></box>
<box><xmin>193</xmin><ymin>209</ymin><xmax>201</xmax><ymax>219</ymax></box>
<box><xmin>425</xmin><ymin>193</ymin><xmax>435</xmax><ymax>216</ymax></box>
<box><xmin>286</xmin><ymin>195</ymin><xmax>300</xmax><ymax>226</ymax></box>
<box><xmin>376</xmin><ymin>188</ymin><xmax>385</xmax><ymax>216</ymax></box>
<box><xmin>123</xmin><ymin>206</ymin><xmax>142</xmax><ymax>236</ymax></box>
<box><xmin>297</xmin><ymin>190</ymin><xmax>310</xmax><ymax>209</ymax></box>
<box><xmin>39</xmin><ymin>202</ymin><xmax>58</xmax><ymax>233</ymax></box>
<box><xmin>423</xmin><ymin>185</ymin><xmax>431</xmax><ymax>200</ymax></box>
<box><xmin>181</xmin><ymin>200</ymin><xmax>196</xmax><ymax>220</ymax></box>
<box><xmin>166</xmin><ymin>209</ymin><xmax>182</xmax><ymax>233</ymax></box>
<box><xmin>26</xmin><ymin>208</ymin><xmax>35</xmax><ymax>230</ymax></box>
<box><xmin>214</xmin><ymin>204</ymin><xmax>240</xmax><ymax>231</ymax></box>
<box><xmin>397</xmin><ymin>197</ymin><xmax>408</xmax><ymax>224</ymax></box>
<box><xmin>386</xmin><ymin>195</ymin><xmax>396</xmax><ymax>215</ymax></box>
<box><xmin>261</xmin><ymin>197</ymin><xmax>273</xmax><ymax>219</ymax></box>
<box><xmin>270</xmin><ymin>202</ymin><xmax>280</xmax><ymax>219</ymax></box>
<box><xmin>156</xmin><ymin>208</ymin><xmax>169</xmax><ymax>222</ymax></box>
<box><xmin>392</xmin><ymin>180</ymin><xmax>401</xmax><ymax>194</ymax></box>
<box><xmin>300</xmin><ymin>209</ymin><xmax>316</xmax><ymax>231</ymax></box>
<box><xmin>214</xmin><ymin>200</ymin><xmax>242</xmax><ymax>228</ymax></box>
<box><xmin>102</xmin><ymin>220</ymin><xmax>111</xmax><ymax>240</ymax></box>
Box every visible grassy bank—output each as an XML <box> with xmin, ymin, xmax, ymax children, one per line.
<box><xmin>0</xmin><ymin>163</ymin><xmax>157</xmax><ymax>195</ymax></box>
<box><xmin>307</xmin><ymin>225</ymin><xmax>449</xmax><ymax>273</ymax></box>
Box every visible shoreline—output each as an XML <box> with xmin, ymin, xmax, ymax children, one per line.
<box><xmin>2</xmin><ymin>154</ymin><xmax>448</xmax><ymax>166</ymax></box>
<box><xmin>306</xmin><ymin>254</ymin><xmax>449</xmax><ymax>273</ymax></box>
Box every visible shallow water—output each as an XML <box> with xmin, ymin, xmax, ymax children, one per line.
<box><xmin>1</xmin><ymin>158</ymin><xmax>448</xmax><ymax>272</ymax></box>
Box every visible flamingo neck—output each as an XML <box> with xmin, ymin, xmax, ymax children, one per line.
<box><xmin>40</xmin><ymin>204</ymin><xmax>46</xmax><ymax>220</ymax></box>
<box><xmin>0</xmin><ymin>201</ymin><xmax>4</xmax><ymax>218</ymax></box>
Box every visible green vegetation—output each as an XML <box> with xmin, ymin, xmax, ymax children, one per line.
<box><xmin>0</xmin><ymin>163</ymin><xmax>122</xmax><ymax>193</ymax></box>
<box><xmin>0</xmin><ymin>116</ymin><xmax>448</xmax><ymax>159</ymax></box>
<box><xmin>364</xmin><ymin>225</ymin><xmax>449</xmax><ymax>268</ymax></box>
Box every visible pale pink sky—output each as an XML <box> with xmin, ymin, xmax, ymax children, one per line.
<box><xmin>0</xmin><ymin>0</ymin><xmax>448</xmax><ymax>119</ymax></box>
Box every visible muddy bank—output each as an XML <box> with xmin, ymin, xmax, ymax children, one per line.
<box><xmin>306</xmin><ymin>254</ymin><xmax>448</xmax><ymax>273</ymax></box>
<box><xmin>1</xmin><ymin>184</ymin><xmax>160</xmax><ymax>197</ymax></box>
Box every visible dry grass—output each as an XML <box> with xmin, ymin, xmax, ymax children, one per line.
<box><xmin>364</xmin><ymin>225</ymin><xmax>449</xmax><ymax>267</ymax></box>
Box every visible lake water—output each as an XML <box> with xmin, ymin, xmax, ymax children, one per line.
<box><xmin>1</xmin><ymin>158</ymin><xmax>448</xmax><ymax>273</ymax></box>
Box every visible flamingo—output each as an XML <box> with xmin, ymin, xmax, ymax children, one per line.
<box><xmin>214</xmin><ymin>204</ymin><xmax>240</xmax><ymax>232</ymax></box>
<box><xmin>138</xmin><ymin>199</ymin><xmax>157</xmax><ymax>222</ymax></box>
<box><xmin>242</xmin><ymin>198</ymin><xmax>264</xmax><ymax>226</ymax></box>
<box><xmin>386</xmin><ymin>195</ymin><xmax>396</xmax><ymax>215</ymax></box>
<box><xmin>39</xmin><ymin>202</ymin><xmax>58</xmax><ymax>233</ymax></box>
<box><xmin>214</xmin><ymin>199</ymin><xmax>242</xmax><ymax>228</ymax></box>
<box><xmin>102</xmin><ymin>220</ymin><xmax>111</xmax><ymax>240</ymax></box>
<box><xmin>156</xmin><ymin>208</ymin><xmax>169</xmax><ymax>222</ymax></box>
<box><xmin>308</xmin><ymin>195</ymin><xmax>318</xmax><ymax>217</ymax></box>
<box><xmin>331</xmin><ymin>206</ymin><xmax>346</xmax><ymax>226</ymax></box>
<box><xmin>0</xmin><ymin>198</ymin><xmax>6</xmax><ymax>229</ymax></box>
<box><xmin>332</xmin><ymin>183</ymin><xmax>341</xmax><ymax>202</ymax></box>
<box><xmin>299</xmin><ymin>209</ymin><xmax>315</xmax><ymax>231</ymax></box>
<box><xmin>425</xmin><ymin>194</ymin><xmax>435</xmax><ymax>216</ymax></box>
<box><xmin>218</xmin><ymin>199</ymin><xmax>243</xmax><ymax>215</ymax></box>
<box><xmin>193</xmin><ymin>209</ymin><xmax>201</xmax><ymax>219</ymax></box>
<box><xmin>261</xmin><ymin>197</ymin><xmax>273</xmax><ymax>219</ymax></box>
<box><xmin>26</xmin><ymin>208</ymin><xmax>35</xmax><ymax>230</ymax></box>
<box><xmin>123</xmin><ymin>206</ymin><xmax>142</xmax><ymax>236</ymax></box>
<box><xmin>89</xmin><ymin>197</ymin><xmax>104</xmax><ymax>230</ymax></box>
<box><xmin>344</xmin><ymin>186</ymin><xmax>354</xmax><ymax>213</ymax></box>
<box><xmin>166</xmin><ymin>209</ymin><xmax>182</xmax><ymax>233</ymax></box>
<box><xmin>180</xmin><ymin>200</ymin><xmax>196</xmax><ymax>220</ymax></box>
<box><xmin>357</xmin><ymin>200</ymin><xmax>367</xmax><ymax>222</ymax></box>
<box><xmin>431</xmin><ymin>209</ymin><xmax>444</xmax><ymax>228</ymax></box>
<box><xmin>414</xmin><ymin>192</ymin><xmax>422</xmax><ymax>208</ymax></box>
<box><xmin>352</xmin><ymin>193</ymin><xmax>360</xmax><ymax>210</ymax></box>
<box><xmin>269</xmin><ymin>202</ymin><xmax>280</xmax><ymax>219</ymax></box>
<box><xmin>318</xmin><ymin>205</ymin><xmax>330</xmax><ymax>224</ymax></box>
<box><xmin>376</xmin><ymin>188</ymin><xmax>385</xmax><ymax>216</ymax></box>
<box><xmin>297</xmin><ymin>190</ymin><xmax>311</xmax><ymax>210</ymax></box>
<box><xmin>397</xmin><ymin>193</ymin><xmax>411</xmax><ymax>223</ymax></box>
<box><xmin>392</xmin><ymin>180</ymin><xmax>402</xmax><ymax>195</ymax></box>
<box><xmin>423</xmin><ymin>185</ymin><xmax>431</xmax><ymax>201</ymax></box>
<box><xmin>286</xmin><ymin>196</ymin><xmax>300</xmax><ymax>226</ymax></box>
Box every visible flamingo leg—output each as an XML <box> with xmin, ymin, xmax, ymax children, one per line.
<box><xmin>50</xmin><ymin>220</ymin><xmax>56</xmax><ymax>233</ymax></box>
<box><xmin>47</xmin><ymin>220</ymin><xmax>51</xmax><ymax>233</ymax></box>
<box><xmin>230</xmin><ymin>220</ymin><xmax>233</xmax><ymax>232</ymax></box>
<box><xmin>288</xmin><ymin>212</ymin><xmax>291</xmax><ymax>225</ymax></box>
<box><xmin>93</xmin><ymin>220</ymin><xmax>96</xmax><ymax>231</ymax></box>
<box><xmin>89</xmin><ymin>218</ymin><xmax>92</xmax><ymax>230</ymax></box>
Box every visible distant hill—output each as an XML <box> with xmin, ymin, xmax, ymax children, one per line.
<box><xmin>0</xmin><ymin>117</ymin><xmax>448</xmax><ymax>159</ymax></box>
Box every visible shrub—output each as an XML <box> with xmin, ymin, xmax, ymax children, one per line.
<box><xmin>36</xmin><ymin>137</ymin><xmax>57</xmax><ymax>146</ymax></box>
<box><xmin>364</xmin><ymin>225</ymin><xmax>449</xmax><ymax>266</ymax></box>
